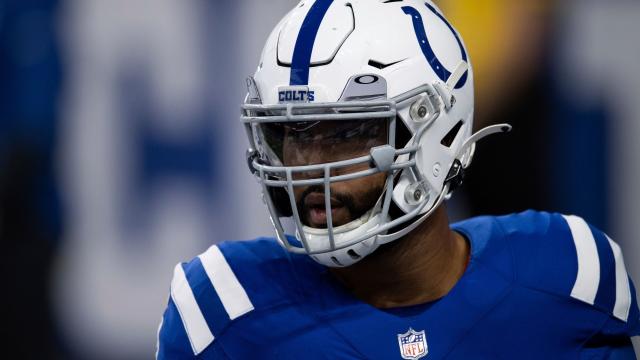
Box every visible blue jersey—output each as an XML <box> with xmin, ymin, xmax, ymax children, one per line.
<box><xmin>157</xmin><ymin>211</ymin><xmax>640</xmax><ymax>359</ymax></box>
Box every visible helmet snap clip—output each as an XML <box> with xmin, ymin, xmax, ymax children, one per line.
<box><xmin>404</xmin><ymin>181</ymin><xmax>430</xmax><ymax>206</ymax></box>
<box><xmin>410</xmin><ymin>94</ymin><xmax>437</xmax><ymax>122</ymax></box>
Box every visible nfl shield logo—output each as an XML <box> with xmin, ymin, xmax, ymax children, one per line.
<box><xmin>397</xmin><ymin>328</ymin><xmax>428</xmax><ymax>359</ymax></box>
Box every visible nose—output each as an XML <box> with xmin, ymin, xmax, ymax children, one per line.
<box><xmin>306</xmin><ymin>142</ymin><xmax>329</xmax><ymax>164</ymax></box>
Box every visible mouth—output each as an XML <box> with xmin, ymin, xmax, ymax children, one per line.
<box><xmin>304</xmin><ymin>192</ymin><xmax>347</xmax><ymax>227</ymax></box>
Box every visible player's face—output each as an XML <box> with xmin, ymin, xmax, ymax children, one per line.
<box><xmin>279</xmin><ymin>120</ymin><xmax>388</xmax><ymax>228</ymax></box>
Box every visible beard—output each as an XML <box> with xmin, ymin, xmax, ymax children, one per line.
<box><xmin>296</xmin><ymin>184</ymin><xmax>384</xmax><ymax>227</ymax></box>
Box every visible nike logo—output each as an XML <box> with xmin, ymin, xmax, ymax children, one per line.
<box><xmin>367</xmin><ymin>59</ymin><xmax>406</xmax><ymax>69</ymax></box>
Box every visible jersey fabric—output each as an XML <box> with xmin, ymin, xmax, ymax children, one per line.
<box><xmin>157</xmin><ymin>211</ymin><xmax>640</xmax><ymax>359</ymax></box>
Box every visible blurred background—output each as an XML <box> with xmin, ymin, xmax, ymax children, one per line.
<box><xmin>1</xmin><ymin>0</ymin><xmax>638</xmax><ymax>358</ymax></box>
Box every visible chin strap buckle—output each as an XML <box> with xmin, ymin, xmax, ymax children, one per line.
<box><xmin>434</xmin><ymin>61</ymin><xmax>469</xmax><ymax>111</ymax></box>
<box><xmin>444</xmin><ymin>123</ymin><xmax>513</xmax><ymax>194</ymax></box>
<box><xmin>444</xmin><ymin>159</ymin><xmax>464</xmax><ymax>193</ymax></box>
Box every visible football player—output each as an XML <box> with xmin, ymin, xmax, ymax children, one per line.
<box><xmin>157</xmin><ymin>1</ymin><xmax>639</xmax><ymax>358</ymax></box>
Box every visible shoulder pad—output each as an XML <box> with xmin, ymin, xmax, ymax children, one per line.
<box><xmin>499</xmin><ymin>211</ymin><xmax>637</xmax><ymax>323</ymax></box>
<box><xmin>452</xmin><ymin>214</ymin><xmax>514</xmax><ymax>281</ymax></box>
<box><xmin>166</xmin><ymin>244</ymin><xmax>254</xmax><ymax>355</ymax></box>
<box><xmin>160</xmin><ymin>238</ymin><xmax>295</xmax><ymax>356</ymax></box>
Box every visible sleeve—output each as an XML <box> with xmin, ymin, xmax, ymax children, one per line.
<box><xmin>598</xmin><ymin>275</ymin><xmax>640</xmax><ymax>338</ymax></box>
<box><xmin>156</xmin><ymin>296</ymin><xmax>198</xmax><ymax>359</ymax></box>
<box><xmin>156</xmin><ymin>295</ymin><xmax>232</xmax><ymax>359</ymax></box>
<box><xmin>558</xmin><ymin>215</ymin><xmax>640</xmax><ymax>330</ymax></box>
<box><xmin>560</xmin><ymin>215</ymin><xmax>640</xmax><ymax>359</ymax></box>
<box><xmin>156</xmin><ymin>246</ymin><xmax>256</xmax><ymax>359</ymax></box>
<box><xmin>580</xmin><ymin>319</ymin><xmax>637</xmax><ymax>360</ymax></box>
<box><xmin>580</xmin><ymin>337</ymin><xmax>637</xmax><ymax>360</ymax></box>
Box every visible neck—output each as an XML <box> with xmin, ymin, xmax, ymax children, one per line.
<box><xmin>328</xmin><ymin>204</ymin><xmax>469</xmax><ymax>309</ymax></box>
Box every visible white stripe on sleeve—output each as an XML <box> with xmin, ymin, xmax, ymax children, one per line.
<box><xmin>171</xmin><ymin>263</ymin><xmax>214</xmax><ymax>355</ymax></box>
<box><xmin>606</xmin><ymin>236</ymin><xmax>632</xmax><ymax>322</ymax></box>
<box><xmin>199</xmin><ymin>245</ymin><xmax>255</xmax><ymax>320</ymax></box>
<box><xmin>563</xmin><ymin>215</ymin><xmax>600</xmax><ymax>305</ymax></box>
<box><xmin>155</xmin><ymin>316</ymin><xmax>163</xmax><ymax>359</ymax></box>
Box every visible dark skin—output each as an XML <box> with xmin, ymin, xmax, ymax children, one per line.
<box><xmin>329</xmin><ymin>204</ymin><xmax>469</xmax><ymax>309</ymax></box>
<box><xmin>281</xmin><ymin>120</ymin><xmax>388</xmax><ymax>228</ymax></box>
<box><xmin>280</xmin><ymin>120</ymin><xmax>470</xmax><ymax>309</ymax></box>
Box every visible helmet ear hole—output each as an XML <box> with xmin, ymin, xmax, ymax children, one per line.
<box><xmin>440</xmin><ymin>120</ymin><xmax>464</xmax><ymax>148</ymax></box>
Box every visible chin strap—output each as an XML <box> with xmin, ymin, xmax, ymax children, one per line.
<box><xmin>377</xmin><ymin>183</ymin><xmax>450</xmax><ymax>244</ymax></box>
<box><xmin>447</xmin><ymin>61</ymin><xmax>469</xmax><ymax>90</ymax></box>
<box><xmin>434</xmin><ymin>61</ymin><xmax>469</xmax><ymax>110</ymax></box>
<box><xmin>379</xmin><ymin>123</ymin><xmax>512</xmax><ymax>243</ymax></box>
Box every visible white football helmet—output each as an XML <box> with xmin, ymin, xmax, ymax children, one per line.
<box><xmin>242</xmin><ymin>0</ymin><xmax>510</xmax><ymax>267</ymax></box>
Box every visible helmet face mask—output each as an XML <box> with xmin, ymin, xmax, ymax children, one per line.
<box><xmin>242</xmin><ymin>0</ymin><xmax>510</xmax><ymax>267</ymax></box>
<box><xmin>242</xmin><ymin>78</ymin><xmax>452</xmax><ymax>266</ymax></box>
<box><xmin>264</xmin><ymin>117</ymin><xmax>390</xmax><ymax>229</ymax></box>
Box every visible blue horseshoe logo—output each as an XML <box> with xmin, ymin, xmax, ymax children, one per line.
<box><xmin>402</xmin><ymin>3</ymin><xmax>468</xmax><ymax>89</ymax></box>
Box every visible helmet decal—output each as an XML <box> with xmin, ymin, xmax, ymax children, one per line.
<box><xmin>401</xmin><ymin>4</ymin><xmax>468</xmax><ymax>89</ymax></box>
<box><xmin>290</xmin><ymin>0</ymin><xmax>335</xmax><ymax>86</ymax></box>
